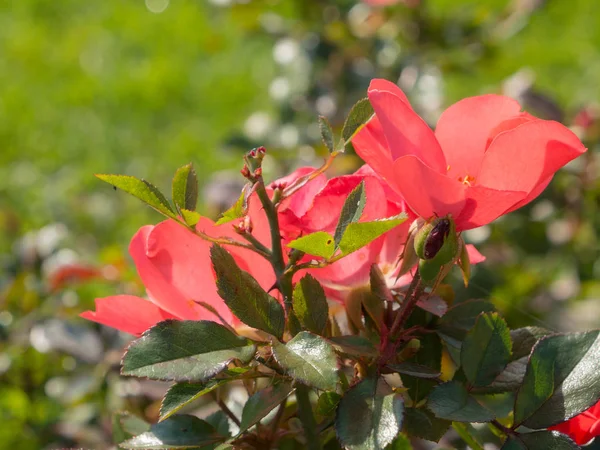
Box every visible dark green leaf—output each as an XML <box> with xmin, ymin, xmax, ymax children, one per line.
<box><xmin>472</xmin><ymin>357</ymin><xmax>528</xmax><ymax>395</ymax></box>
<box><xmin>216</xmin><ymin>189</ymin><xmax>247</xmax><ymax>225</ymax></box>
<box><xmin>287</xmin><ymin>231</ymin><xmax>336</xmax><ymax>259</ymax></box>
<box><xmin>96</xmin><ymin>174</ymin><xmax>176</xmax><ymax>218</ymax></box>
<box><xmin>205</xmin><ymin>411</ymin><xmax>231</xmax><ymax>438</ymax></box>
<box><xmin>328</xmin><ymin>335</ymin><xmax>378</xmax><ymax>358</ymax></box>
<box><xmin>402</xmin><ymin>407</ymin><xmax>450</xmax><ymax>443</ymax></box>
<box><xmin>387</xmin><ymin>362</ymin><xmax>441</xmax><ymax>379</ymax></box>
<box><xmin>402</xmin><ymin>333</ymin><xmax>442</xmax><ymax>403</ymax></box>
<box><xmin>114</xmin><ymin>412</ymin><xmax>151</xmax><ymax>443</ymax></box>
<box><xmin>316</xmin><ymin>392</ymin><xmax>342</xmax><ymax>419</ymax></box>
<box><xmin>437</xmin><ymin>300</ymin><xmax>497</xmax><ymax>348</ymax></box>
<box><xmin>122</xmin><ymin>320</ymin><xmax>256</xmax><ymax>382</ymax></box>
<box><xmin>439</xmin><ymin>300</ymin><xmax>497</xmax><ymax>332</ymax></box>
<box><xmin>342</xmin><ymin>98</ymin><xmax>374</xmax><ymax>144</ymax></box>
<box><xmin>501</xmin><ymin>431</ymin><xmax>579</xmax><ymax>450</ymax></box>
<box><xmin>120</xmin><ymin>415</ymin><xmax>224</xmax><ymax>449</ymax></box>
<box><xmin>338</xmin><ymin>215</ymin><xmax>408</xmax><ymax>256</ymax></box>
<box><xmin>293</xmin><ymin>274</ymin><xmax>329</xmax><ymax>335</ymax></box>
<box><xmin>335</xmin><ymin>377</ymin><xmax>404</xmax><ymax>450</ymax></box>
<box><xmin>272</xmin><ymin>332</ymin><xmax>339</xmax><ymax>390</ymax></box>
<box><xmin>160</xmin><ymin>380</ymin><xmax>229</xmax><ymax>421</ymax></box>
<box><xmin>514</xmin><ymin>330</ymin><xmax>600</xmax><ymax>429</ymax></box>
<box><xmin>334</xmin><ymin>181</ymin><xmax>366</xmax><ymax>247</ymax></box>
<box><xmin>427</xmin><ymin>381</ymin><xmax>495</xmax><ymax>422</ymax></box>
<box><xmin>239</xmin><ymin>382</ymin><xmax>294</xmax><ymax>433</ymax></box>
<box><xmin>172</xmin><ymin>163</ymin><xmax>198</xmax><ymax>212</ymax></box>
<box><xmin>319</xmin><ymin>116</ymin><xmax>335</xmax><ymax>153</ymax></box>
<box><xmin>211</xmin><ymin>245</ymin><xmax>285</xmax><ymax>339</ymax></box>
<box><xmin>510</xmin><ymin>327</ymin><xmax>551</xmax><ymax>361</ymax></box>
<box><xmin>461</xmin><ymin>313</ymin><xmax>512</xmax><ymax>387</ymax></box>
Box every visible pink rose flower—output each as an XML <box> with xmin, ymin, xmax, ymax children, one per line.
<box><xmin>549</xmin><ymin>400</ymin><xmax>600</xmax><ymax>445</ymax></box>
<box><xmin>81</xmin><ymin>218</ymin><xmax>274</xmax><ymax>335</ymax></box>
<box><xmin>352</xmin><ymin>79</ymin><xmax>586</xmax><ymax>231</ymax></box>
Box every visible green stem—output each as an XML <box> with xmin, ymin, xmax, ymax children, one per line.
<box><xmin>255</xmin><ymin>179</ymin><xmax>291</xmax><ymax>310</ymax></box>
<box><xmin>255</xmin><ymin>177</ymin><xmax>320</xmax><ymax>450</ymax></box>
<box><xmin>452</xmin><ymin>422</ymin><xmax>485</xmax><ymax>450</ymax></box>
<box><xmin>295</xmin><ymin>384</ymin><xmax>321</xmax><ymax>450</ymax></box>
<box><xmin>239</xmin><ymin>231</ymin><xmax>273</xmax><ymax>258</ymax></box>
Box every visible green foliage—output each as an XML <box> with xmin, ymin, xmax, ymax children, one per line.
<box><xmin>402</xmin><ymin>408</ymin><xmax>450</xmax><ymax>443</ymax></box>
<box><xmin>216</xmin><ymin>190</ymin><xmax>247</xmax><ymax>225</ymax></box>
<box><xmin>120</xmin><ymin>415</ymin><xmax>224</xmax><ymax>449</ymax></box>
<box><xmin>288</xmin><ymin>232</ymin><xmax>336</xmax><ymax>259</ymax></box>
<box><xmin>338</xmin><ymin>215</ymin><xmax>408</xmax><ymax>256</ymax></box>
<box><xmin>318</xmin><ymin>116</ymin><xmax>335</xmax><ymax>153</ymax></box>
<box><xmin>272</xmin><ymin>332</ymin><xmax>339</xmax><ymax>391</ymax></box>
<box><xmin>121</xmin><ymin>320</ymin><xmax>256</xmax><ymax>382</ymax></box>
<box><xmin>238</xmin><ymin>382</ymin><xmax>293</xmax><ymax>434</ymax></box>
<box><xmin>514</xmin><ymin>331</ymin><xmax>600</xmax><ymax>428</ymax></box>
<box><xmin>341</xmin><ymin>98</ymin><xmax>374</xmax><ymax>145</ymax></box>
<box><xmin>334</xmin><ymin>181</ymin><xmax>366</xmax><ymax>247</ymax></box>
<box><xmin>461</xmin><ymin>312</ymin><xmax>512</xmax><ymax>387</ymax></box>
<box><xmin>501</xmin><ymin>431</ymin><xmax>579</xmax><ymax>450</ymax></box>
<box><xmin>293</xmin><ymin>274</ymin><xmax>329</xmax><ymax>335</ymax></box>
<box><xmin>172</xmin><ymin>163</ymin><xmax>199</xmax><ymax>212</ymax></box>
<box><xmin>427</xmin><ymin>381</ymin><xmax>495</xmax><ymax>423</ymax></box>
<box><xmin>96</xmin><ymin>174</ymin><xmax>176</xmax><ymax>219</ymax></box>
<box><xmin>211</xmin><ymin>244</ymin><xmax>285</xmax><ymax>339</ymax></box>
<box><xmin>335</xmin><ymin>378</ymin><xmax>404</xmax><ymax>450</ymax></box>
<box><xmin>160</xmin><ymin>380</ymin><xmax>230</xmax><ymax>421</ymax></box>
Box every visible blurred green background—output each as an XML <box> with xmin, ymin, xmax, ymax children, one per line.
<box><xmin>1</xmin><ymin>0</ymin><xmax>599</xmax><ymax>448</ymax></box>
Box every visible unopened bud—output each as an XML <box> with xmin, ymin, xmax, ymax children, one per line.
<box><xmin>414</xmin><ymin>216</ymin><xmax>458</xmax><ymax>265</ymax></box>
<box><xmin>256</xmin><ymin>146</ymin><xmax>266</xmax><ymax>157</ymax></box>
<box><xmin>253</xmin><ymin>167</ymin><xmax>262</xmax><ymax>178</ymax></box>
<box><xmin>240</xmin><ymin>165</ymin><xmax>251</xmax><ymax>178</ymax></box>
<box><xmin>243</xmin><ymin>215</ymin><xmax>253</xmax><ymax>234</ymax></box>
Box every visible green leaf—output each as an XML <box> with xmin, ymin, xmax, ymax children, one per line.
<box><xmin>272</xmin><ymin>332</ymin><xmax>339</xmax><ymax>390</ymax></box>
<box><xmin>287</xmin><ymin>231</ymin><xmax>335</xmax><ymax>259</ymax></box>
<box><xmin>514</xmin><ymin>330</ymin><xmax>600</xmax><ymax>429</ymax></box>
<box><xmin>501</xmin><ymin>431</ymin><xmax>579</xmax><ymax>450</ymax></box>
<box><xmin>318</xmin><ymin>116</ymin><xmax>335</xmax><ymax>153</ymax></box>
<box><xmin>160</xmin><ymin>380</ymin><xmax>229</xmax><ymax>421</ymax></box>
<box><xmin>211</xmin><ymin>245</ymin><xmax>285</xmax><ymax>339</ymax></box>
<box><xmin>316</xmin><ymin>392</ymin><xmax>342</xmax><ymax>420</ymax></box>
<box><xmin>510</xmin><ymin>327</ymin><xmax>551</xmax><ymax>361</ymax></box>
<box><xmin>402</xmin><ymin>407</ymin><xmax>450</xmax><ymax>443</ymax></box>
<box><xmin>370</xmin><ymin>265</ymin><xmax>394</xmax><ymax>303</ymax></box>
<box><xmin>335</xmin><ymin>377</ymin><xmax>404</xmax><ymax>450</ymax></box>
<box><xmin>472</xmin><ymin>358</ymin><xmax>528</xmax><ymax>395</ymax></box>
<box><xmin>401</xmin><ymin>333</ymin><xmax>442</xmax><ymax>403</ymax></box>
<box><xmin>122</xmin><ymin>320</ymin><xmax>256</xmax><ymax>382</ymax></box>
<box><xmin>216</xmin><ymin>190</ymin><xmax>247</xmax><ymax>225</ymax></box>
<box><xmin>180</xmin><ymin>209</ymin><xmax>201</xmax><ymax>227</ymax></box>
<box><xmin>338</xmin><ymin>214</ymin><xmax>408</xmax><ymax>256</ymax></box>
<box><xmin>113</xmin><ymin>412</ymin><xmax>151</xmax><ymax>443</ymax></box>
<box><xmin>387</xmin><ymin>362</ymin><xmax>441</xmax><ymax>379</ymax></box>
<box><xmin>172</xmin><ymin>163</ymin><xmax>198</xmax><ymax>212</ymax></box>
<box><xmin>205</xmin><ymin>411</ymin><xmax>231</xmax><ymax>438</ymax></box>
<box><xmin>96</xmin><ymin>174</ymin><xmax>176</xmax><ymax>219</ymax></box>
<box><xmin>238</xmin><ymin>382</ymin><xmax>294</xmax><ymax>433</ymax></box>
<box><xmin>334</xmin><ymin>181</ymin><xmax>366</xmax><ymax>247</ymax></box>
<box><xmin>461</xmin><ymin>313</ymin><xmax>512</xmax><ymax>388</ymax></box>
<box><xmin>293</xmin><ymin>274</ymin><xmax>329</xmax><ymax>335</ymax></box>
<box><xmin>342</xmin><ymin>97</ymin><xmax>374</xmax><ymax>144</ymax></box>
<box><xmin>120</xmin><ymin>415</ymin><xmax>224</xmax><ymax>449</ymax></box>
<box><xmin>328</xmin><ymin>335</ymin><xmax>378</xmax><ymax>358</ymax></box>
<box><xmin>437</xmin><ymin>300</ymin><xmax>497</xmax><ymax>347</ymax></box>
<box><xmin>427</xmin><ymin>381</ymin><xmax>495</xmax><ymax>423</ymax></box>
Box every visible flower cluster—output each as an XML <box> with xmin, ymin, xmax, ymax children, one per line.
<box><xmin>83</xmin><ymin>79</ymin><xmax>594</xmax><ymax>448</ymax></box>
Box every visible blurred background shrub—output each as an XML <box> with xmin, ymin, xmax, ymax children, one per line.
<box><xmin>0</xmin><ymin>0</ymin><xmax>599</xmax><ymax>448</ymax></box>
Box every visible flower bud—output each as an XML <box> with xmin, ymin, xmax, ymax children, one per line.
<box><xmin>414</xmin><ymin>215</ymin><xmax>458</xmax><ymax>265</ymax></box>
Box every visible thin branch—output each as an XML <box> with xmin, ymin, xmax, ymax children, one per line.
<box><xmin>211</xmin><ymin>392</ymin><xmax>241</xmax><ymax>427</ymax></box>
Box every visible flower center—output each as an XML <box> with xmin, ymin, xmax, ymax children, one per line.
<box><xmin>458</xmin><ymin>174</ymin><xmax>476</xmax><ymax>186</ymax></box>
